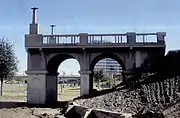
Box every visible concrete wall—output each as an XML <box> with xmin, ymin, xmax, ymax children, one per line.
<box><xmin>26</xmin><ymin>70</ymin><xmax>47</xmax><ymax>104</ymax></box>
<box><xmin>46</xmin><ymin>74</ymin><xmax>57</xmax><ymax>103</ymax></box>
<box><xmin>79</xmin><ymin>70</ymin><xmax>91</xmax><ymax>96</ymax></box>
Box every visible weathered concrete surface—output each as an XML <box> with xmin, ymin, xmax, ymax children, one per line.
<box><xmin>46</xmin><ymin>73</ymin><xmax>57</xmax><ymax>103</ymax></box>
<box><xmin>64</xmin><ymin>103</ymin><xmax>165</xmax><ymax>118</ymax></box>
<box><xmin>64</xmin><ymin>105</ymin><xmax>88</xmax><ymax>118</ymax></box>
<box><xmin>26</xmin><ymin>70</ymin><xmax>47</xmax><ymax>104</ymax></box>
<box><xmin>64</xmin><ymin>104</ymin><xmax>132</xmax><ymax>118</ymax></box>
<box><xmin>87</xmin><ymin>109</ymin><xmax>132</xmax><ymax>118</ymax></box>
<box><xmin>79</xmin><ymin>70</ymin><xmax>92</xmax><ymax>96</ymax></box>
<box><xmin>26</xmin><ymin>70</ymin><xmax>58</xmax><ymax>104</ymax></box>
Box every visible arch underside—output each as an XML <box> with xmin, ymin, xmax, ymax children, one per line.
<box><xmin>42</xmin><ymin>52</ymin><xmax>127</xmax><ymax>102</ymax></box>
<box><xmin>46</xmin><ymin>54</ymin><xmax>76</xmax><ymax>74</ymax></box>
<box><xmin>89</xmin><ymin>53</ymin><xmax>126</xmax><ymax>71</ymax></box>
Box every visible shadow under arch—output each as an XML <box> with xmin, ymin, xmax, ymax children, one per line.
<box><xmin>89</xmin><ymin>53</ymin><xmax>126</xmax><ymax>88</ymax></box>
<box><xmin>46</xmin><ymin>53</ymin><xmax>81</xmax><ymax>103</ymax></box>
<box><xmin>46</xmin><ymin>53</ymin><xmax>80</xmax><ymax>74</ymax></box>
<box><xmin>89</xmin><ymin>53</ymin><xmax>126</xmax><ymax>71</ymax></box>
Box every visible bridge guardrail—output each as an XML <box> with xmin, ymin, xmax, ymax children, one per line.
<box><xmin>41</xmin><ymin>32</ymin><xmax>165</xmax><ymax>45</ymax></box>
<box><xmin>42</xmin><ymin>34</ymin><xmax>80</xmax><ymax>44</ymax></box>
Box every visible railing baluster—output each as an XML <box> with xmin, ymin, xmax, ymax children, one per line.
<box><xmin>66</xmin><ymin>36</ymin><xmax>67</xmax><ymax>44</ymax></box>
<box><xmin>117</xmin><ymin>36</ymin><xmax>119</xmax><ymax>43</ymax></box>
<box><xmin>41</xmin><ymin>33</ymin><xmax>162</xmax><ymax>45</ymax></box>
<box><xmin>88</xmin><ymin>36</ymin><xmax>91</xmax><ymax>43</ymax></box>
<box><xmin>143</xmin><ymin>35</ymin><xmax>145</xmax><ymax>43</ymax></box>
<box><xmin>121</xmin><ymin>36</ymin><xmax>122</xmax><ymax>43</ymax></box>
<box><xmin>71</xmin><ymin>36</ymin><xmax>73</xmax><ymax>44</ymax></box>
<box><xmin>90</xmin><ymin>36</ymin><xmax>92</xmax><ymax>43</ymax></box>
<box><xmin>75</xmin><ymin>36</ymin><xmax>76</xmax><ymax>43</ymax></box>
<box><xmin>101</xmin><ymin>36</ymin><xmax>102</xmax><ymax>43</ymax></box>
<box><xmin>74</xmin><ymin>36</ymin><xmax>76</xmax><ymax>43</ymax></box>
<box><xmin>48</xmin><ymin>37</ymin><xmax>50</xmax><ymax>44</ymax></box>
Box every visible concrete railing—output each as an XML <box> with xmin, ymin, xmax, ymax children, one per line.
<box><xmin>41</xmin><ymin>32</ymin><xmax>166</xmax><ymax>45</ymax></box>
<box><xmin>87</xmin><ymin>34</ymin><xmax>127</xmax><ymax>44</ymax></box>
<box><xmin>42</xmin><ymin>34</ymin><xmax>80</xmax><ymax>44</ymax></box>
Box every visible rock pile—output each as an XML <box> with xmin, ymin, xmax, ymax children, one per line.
<box><xmin>75</xmin><ymin>77</ymin><xmax>180</xmax><ymax>115</ymax></box>
<box><xmin>75</xmin><ymin>50</ymin><xmax>180</xmax><ymax>116</ymax></box>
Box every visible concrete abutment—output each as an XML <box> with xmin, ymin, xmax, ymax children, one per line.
<box><xmin>26</xmin><ymin>70</ymin><xmax>58</xmax><ymax>104</ymax></box>
<box><xmin>26</xmin><ymin>70</ymin><xmax>47</xmax><ymax>104</ymax></box>
<box><xmin>46</xmin><ymin>72</ymin><xmax>58</xmax><ymax>103</ymax></box>
<box><xmin>79</xmin><ymin>70</ymin><xmax>93</xmax><ymax>96</ymax></box>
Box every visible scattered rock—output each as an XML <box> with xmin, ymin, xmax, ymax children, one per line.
<box><xmin>75</xmin><ymin>78</ymin><xmax>180</xmax><ymax>115</ymax></box>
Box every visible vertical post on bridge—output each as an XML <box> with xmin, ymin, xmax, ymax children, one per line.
<box><xmin>49</xmin><ymin>25</ymin><xmax>56</xmax><ymax>44</ymax></box>
<box><xmin>31</xmin><ymin>7</ymin><xmax>38</xmax><ymax>24</ymax></box>
<box><xmin>29</xmin><ymin>7</ymin><xmax>38</xmax><ymax>34</ymax></box>
<box><xmin>50</xmin><ymin>24</ymin><xmax>56</xmax><ymax>35</ymax></box>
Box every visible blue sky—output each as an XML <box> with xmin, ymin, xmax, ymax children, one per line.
<box><xmin>0</xmin><ymin>0</ymin><xmax>180</xmax><ymax>75</ymax></box>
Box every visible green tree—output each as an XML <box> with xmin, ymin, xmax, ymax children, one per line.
<box><xmin>101</xmin><ymin>75</ymin><xmax>113</xmax><ymax>82</ymax></box>
<box><xmin>0</xmin><ymin>38</ymin><xmax>18</xmax><ymax>95</ymax></box>
<box><xmin>93</xmin><ymin>69</ymin><xmax>104</xmax><ymax>89</ymax></box>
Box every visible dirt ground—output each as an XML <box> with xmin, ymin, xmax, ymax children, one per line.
<box><xmin>0</xmin><ymin>103</ymin><xmax>64</xmax><ymax>118</ymax></box>
<box><xmin>0</xmin><ymin>83</ymin><xmax>121</xmax><ymax>118</ymax></box>
<box><xmin>0</xmin><ymin>84</ymin><xmax>80</xmax><ymax>118</ymax></box>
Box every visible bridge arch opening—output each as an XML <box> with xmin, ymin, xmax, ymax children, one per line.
<box><xmin>89</xmin><ymin>53</ymin><xmax>126</xmax><ymax>90</ymax></box>
<box><xmin>46</xmin><ymin>54</ymin><xmax>80</xmax><ymax>102</ymax></box>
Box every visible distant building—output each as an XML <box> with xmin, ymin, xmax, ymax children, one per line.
<box><xmin>94</xmin><ymin>58</ymin><xmax>122</xmax><ymax>75</ymax></box>
<box><xmin>58</xmin><ymin>75</ymin><xmax>80</xmax><ymax>84</ymax></box>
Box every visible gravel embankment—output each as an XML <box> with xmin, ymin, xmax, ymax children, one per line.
<box><xmin>75</xmin><ymin>78</ymin><xmax>180</xmax><ymax>115</ymax></box>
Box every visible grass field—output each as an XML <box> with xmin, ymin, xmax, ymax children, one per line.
<box><xmin>0</xmin><ymin>81</ymin><xmax>117</xmax><ymax>102</ymax></box>
<box><xmin>57</xmin><ymin>85</ymin><xmax>80</xmax><ymax>101</ymax></box>
<box><xmin>0</xmin><ymin>83</ymin><xmax>80</xmax><ymax>102</ymax></box>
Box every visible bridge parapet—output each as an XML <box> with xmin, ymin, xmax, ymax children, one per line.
<box><xmin>25</xmin><ymin>32</ymin><xmax>166</xmax><ymax>48</ymax></box>
<box><xmin>41</xmin><ymin>32</ymin><xmax>165</xmax><ymax>45</ymax></box>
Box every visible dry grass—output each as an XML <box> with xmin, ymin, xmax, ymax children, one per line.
<box><xmin>0</xmin><ymin>83</ymin><xmax>111</xmax><ymax>102</ymax></box>
<box><xmin>0</xmin><ymin>83</ymin><xmax>80</xmax><ymax>102</ymax></box>
<box><xmin>0</xmin><ymin>84</ymin><xmax>27</xmax><ymax>102</ymax></box>
<box><xmin>0</xmin><ymin>84</ymin><xmax>71</xmax><ymax>118</ymax></box>
<box><xmin>57</xmin><ymin>85</ymin><xmax>80</xmax><ymax>101</ymax></box>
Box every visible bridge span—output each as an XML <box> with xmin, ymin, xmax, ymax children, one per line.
<box><xmin>25</xmin><ymin>8</ymin><xmax>166</xmax><ymax>104</ymax></box>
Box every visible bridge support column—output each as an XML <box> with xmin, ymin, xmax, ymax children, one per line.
<box><xmin>79</xmin><ymin>70</ymin><xmax>92</xmax><ymax>96</ymax></box>
<box><xmin>26</xmin><ymin>70</ymin><xmax>47</xmax><ymax>104</ymax></box>
<box><xmin>135</xmin><ymin>51</ymin><xmax>142</xmax><ymax>68</ymax></box>
<box><xmin>46</xmin><ymin>73</ymin><xmax>58</xmax><ymax>103</ymax></box>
